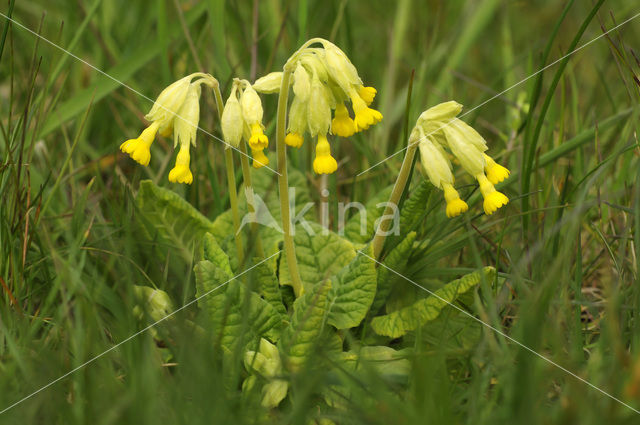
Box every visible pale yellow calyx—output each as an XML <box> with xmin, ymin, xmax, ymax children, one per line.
<box><xmin>308</xmin><ymin>77</ymin><xmax>332</xmax><ymax>137</ymax></box>
<box><xmin>476</xmin><ymin>173</ymin><xmax>508</xmax><ymax>215</ymax></box>
<box><xmin>221</xmin><ymin>86</ymin><xmax>244</xmax><ymax>148</ymax></box>
<box><xmin>417</xmin><ymin>134</ymin><xmax>454</xmax><ymax>190</ymax></box>
<box><xmin>442</xmin><ymin>124</ymin><xmax>486</xmax><ymax>177</ymax></box>
<box><xmin>251</xmin><ymin>147</ymin><xmax>269</xmax><ymax>169</ymax></box>
<box><xmin>168</xmin><ymin>145</ymin><xmax>193</xmax><ymax>184</ymax></box>
<box><xmin>248</xmin><ymin>123</ymin><xmax>268</xmax><ymax>150</ymax></box>
<box><xmin>292</xmin><ymin>63</ymin><xmax>311</xmax><ymax>101</ymax></box>
<box><xmin>120</xmin><ymin>121</ymin><xmax>160</xmax><ymax>166</ymax></box>
<box><xmin>172</xmin><ymin>83</ymin><xmax>201</xmax><ymax>148</ymax></box>
<box><xmin>351</xmin><ymin>93</ymin><xmax>382</xmax><ymax>132</ymax></box>
<box><xmin>358</xmin><ymin>86</ymin><xmax>377</xmax><ymax>105</ymax></box>
<box><xmin>252</xmin><ymin>72</ymin><xmax>283</xmax><ymax>94</ymax></box>
<box><xmin>312</xmin><ymin>134</ymin><xmax>338</xmax><ymax>174</ymax></box>
<box><xmin>287</xmin><ymin>96</ymin><xmax>309</xmax><ymax>137</ymax></box>
<box><xmin>145</xmin><ymin>76</ymin><xmax>193</xmax><ymax>132</ymax></box>
<box><xmin>322</xmin><ymin>43</ymin><xmax>362</xmax><ymax>93</ymax></box>
<box><xmin>331</xmin><ymin>103</ymin><xmax>357</xmax><ymax>138</ymax></box>
<box><xmin>483</xmin><ymin>153</ymin><xmax>510</xmax><ymax>185</ymax></box>
<box><xmin>240</xmin><ymin>85</ymin><xmax>264</xmax><ymax>125</ymax></box>
<box><xmin>416</xmin><ymin>101</ymin><xmax>463</xmax><ymax>127</ymax></box>
<box><xmin>442</xmin><ymin>183</ymin><xmax>468</xmax><ymax>218</ymax></box>
<box><xmin>285</xmin><ymin>132</ymin><xmax>304</xmax><ymax>148</ymax></box>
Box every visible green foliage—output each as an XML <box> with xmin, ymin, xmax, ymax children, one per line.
<box><xmin>371</xmin><ymin>267</ymin><xmax>496</xmax><ymax>338</ymax></box>
<box><xmin>136</xmin><ymin>179</ymin><xmax>217</xmax><ymax>263</ymax></box>
<box><xmin>279</xmin><ymin>222</ymin><xmax>356</xmax><ymax>292</ymax></box>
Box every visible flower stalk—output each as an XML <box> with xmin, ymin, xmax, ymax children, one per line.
<box><xmin>372</xmin><ymin>141</ymin><xmax>418</xmax><ymax>259</ymax></box>
<box><xmin>276</xmin><ymin>64</ymin><xmax>304</xmax><ymax>298</ymax></box>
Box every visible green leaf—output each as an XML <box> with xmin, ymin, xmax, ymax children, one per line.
<box><xmin>194</xmin><ymin>260</ymin><xmax>284</xmax><ymax>351</ymax></box>
<box><xmin>343</xmin><ymin>186</ymin><xmax>393</xmax><ymax>244</ymax></box>
<box><xmin>327</xmin><ymin>245</ymin><xmax>378</xmax><ymax>329</ymax></box>
<box><xmin>279</xmin><ymin>222</ymin><xmax>356</xmax><ymax>292</ymax></box>
<box><xmin>408</xmin><ymin>310</ymin><xmax>483</xmax><ymax>355</ymax></box>
<box><xmin>398</xmin><ymin>181</ymin><xmax>432</xmax><ymax>236</ymax></box>
<box><xmin>371</xmin><ymin>267</ymin><xmax>495</xmax><ymax>338</ymax></box>
<box><xmin>136</xmin><ymin>180</ymin><xmax>217</xmax><ymax>263</ymax></box>
<box><xmin>202</xmin><ymin>232</ymin><xmax>232</xmax><ymax>276</ymax></box>
<box><xmin>253</xmin><ymin>260</ymin><xmax>287</xmax><ymax>317</ymax></box>
<box><xmin>368</xmin><ymin>232</ymin><xmax>417</xmax><ymax>318</ymax></box>
<box><xmin>280</xmin><ymin>279</ymin><xmax>331</xmax><ymax>371</ymax></box>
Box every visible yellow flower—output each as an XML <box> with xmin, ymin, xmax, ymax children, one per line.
<box><xmin>483</xmin><ymin>154</ymin><xmax>510</xmax><ymax>185</ymax></box>
<box><xmin>358</xmin><ymin>86</ymin><xmax>377</xmax><ymax>105</ymax></box>
<box><xmin>248</xmin><ymin>123</ymin><xmax>269</xmax><ymax>150</ymax></box>
<box><xmin>168</xmin><ymin>145</ymin><xmax>193</xmax><ymax>184</ymax></box>
<box><xmin>443</xmin><ymin>183</ymin><xmax>468</xmax><ymax>218</ymax></box>
<box><xmin>312</xmin><ymin>134</ymin><xmax>338</xmax><ymax>174</ymax></box>
<box><xmin>285</xmin><ymin>132</ymin><xmax>304</xmax><ymax>148</ymax></box>
<box><xmin>351</xmin><ymin>94</ymin><xmax>382</xmax><ymax>132</ymax></box>
<box><xmin>331</xmin><ymin>103</ymin><xmax>357</xmax><ymax>138</ymax></box>
<box><xmin>251</xmin><ymin>147</ymin><xmax>269</xmax><ymax>169</ymax></box>
<box><xmin>476</xmin><ymin>174</ymin><xmax>508</xmax><ymax>215</ymax></box>
<box><xmin>120</xmin><ymin>121</ymin><xmax>160</xmax><ymax>166</ymax></box>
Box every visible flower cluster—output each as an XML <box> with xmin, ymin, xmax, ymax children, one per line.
<box><xmin>253</xmin><ymin>40</ymin><xmax>382</xmax><ymax>175</ymax></box>
<box><xmin>120</xmin><ymin>73</ymin><xmax>216</xmax><ymax>184</ymax></box>
<box><xmin>413</xmin><ymin>101</ymin><xmax>510</xmax><ymax>217</ymax></box>
<box><xmin>221</xmin><ymin>79</ymin><xmax>270</xmax><ymax>168</ymax></box>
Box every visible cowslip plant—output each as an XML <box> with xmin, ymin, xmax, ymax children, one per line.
<box><xmin>121</xmin><ymin>38</ymin><xmax>508</xmax><ymax>417</ymax></box>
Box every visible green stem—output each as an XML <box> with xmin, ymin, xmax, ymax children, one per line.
<box><xmin>238</xmin><ymin>142</ymin><xmax>265</xmax><ymax>258</ymax></box>
<box><xmin>371</xmin><ymin>141</ymin><xmax>418</xmax><ymax>259</ymax></box>
<box><xmin>224</xmin><ymin>148</ymin><xmax>244</xmax><ymax>265</ymax></box>
<box><xmin>276</xmin><ymin>65</ymin><xmax>303</xmax><ymax>297</ymax></box>
<box><xmin>210</xmin><ymin>79</ymin><xmax>244</xmax><ymax>266</ymax></box>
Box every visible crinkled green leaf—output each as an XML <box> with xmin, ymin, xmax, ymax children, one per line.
<box><xmin>371</xmin><ymin>267</ymin><xmax>495</xmax><ymax>338</ymax></box>
<box><xmin>280</xmin><ymin>222</ymin><xmax>356</xmax><ymax>292</ymax></box>
<box><xmin>343</xmin><ymin>186</ymin><xmax>393</xmax><ymax>244</ymax></box>
<box><xmin>327</xmin><ymin>244</ymin><xmax>377</xmax><ymax>329</ymax></box>
<box><xmin>202</xmin><ymin>232</ymin><xmax>232</xmax><ymax>276</ymax></box>
<box><xmin>398</xmin><ymin>180</ymin><xmax>432</xmax><ymax>235</ymax></box>
<box><xmin>253</xmin><ymin>260</ymin><xmax>287</xmax><ymax>316</ymax></box>
<box><xmin>136</xmin><ymin>180</ymin><xmax>216</xmax><ymax>263</ymax></box>
<box><xmin>280</xmin><ymin>279</ymin><xmax>331</xmax><ymax>371</ymax></box>
<box><xmin>368</xmin><ymin>232</ymin><xmax>417</xmax><ymax>318</ymax></box>
<box><xmin>194</xmin><ymin>260</ymin><xmax>284</xmax><ymax>351</ymax></box>
<box><xmin>342</xmin><ymin>346</ymin><xmax>411</xmax><ymax>378</ymax></box>
<box><xmin>408</xmin><ymin>310</ymin><xmax>483</xmax><ymax>354</ymax></box>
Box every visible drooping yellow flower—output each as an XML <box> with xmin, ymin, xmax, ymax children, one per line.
<box><xmin>241</xmin><ymin>85</ymin><xmax>269</xmax><ymax>150</ymax></box>
<box><xmin>351</xmin><ymin>93</ymin><xmax>383</xmax><ymax>132</ymax></box>
<box><xmin>331</xmin><ymin>103</ymin><xmax>357</xmax><ymax>137</ymax></box>
<box><xmin>285</xmin><ymin>132</ymin><xmax>304</xmax><ymax>148</ymax></box>
<box><xmin>120</xmin><ymin>121</ymin><xmax>160</xmax><ymax>166</ymax></box>
<box><xmin>168</xmin><ymin>144</ymin><xmax>193</xmax><ymax>184</ymax></box>
<box><xmin>312</xmin><ymin>134</ymin><xmax>338</xmax><ymax>174</ymax></box>
<box><xmin>476</xmin><ymin>173</ymin><xmax>509</xmax><ymax>215</ymax></box>
<box><xmin>483</xmin><ymin>154</ymin><xmax>510</xmax><ymax>185</ymax></box>
<box><xmin>358</xmin><ymin>86</ymin><xmax>377</xmax><ymax>105</ymax></box>
<box><xmin>251</xmin><ymin>147</ymin><xmax>269</xmax><ymax>169</ymax></box>
<box><xmin>443</xmin><ymin>183</ymin><xmax>469</xmax><ymax>218</ymax></box>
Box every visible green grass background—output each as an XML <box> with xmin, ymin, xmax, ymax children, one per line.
<box><xmin>1</xmin><ymin>0</ymin><xmax>640</xmax><ymax>423</ymax></box>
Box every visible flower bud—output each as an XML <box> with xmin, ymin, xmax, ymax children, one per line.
<box><xmin>221</xmin><ymin>87</ymin><xmax>243</xmax><ymax>148</ymax></box>
<box><xmin>132</xmin><ymin>285</ymin><xmax>173</xmax><ymax>322</ymax></box>
<box><xmin>252</xmin><ymin>72</ymin><xmax>283</xmax><ymax>94</ymax></box>
<box><xmin>416</xmin><ymin>130</ymin><xmax>454</xmax><ymax>189</ymax></box>
<box><xmin>441</xmin><ymin>124</ymin><xmax>486</xmax><ymax>177</ymax></box>
<box><xmin>322</xmin><ymin>43</ymin><xmax>362</xmax><ymax>93</ymax></box>
<box><xmin>416</xmin><ymin>101</ymin><xmax>463</xmax><ymax>129</ymax></box>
